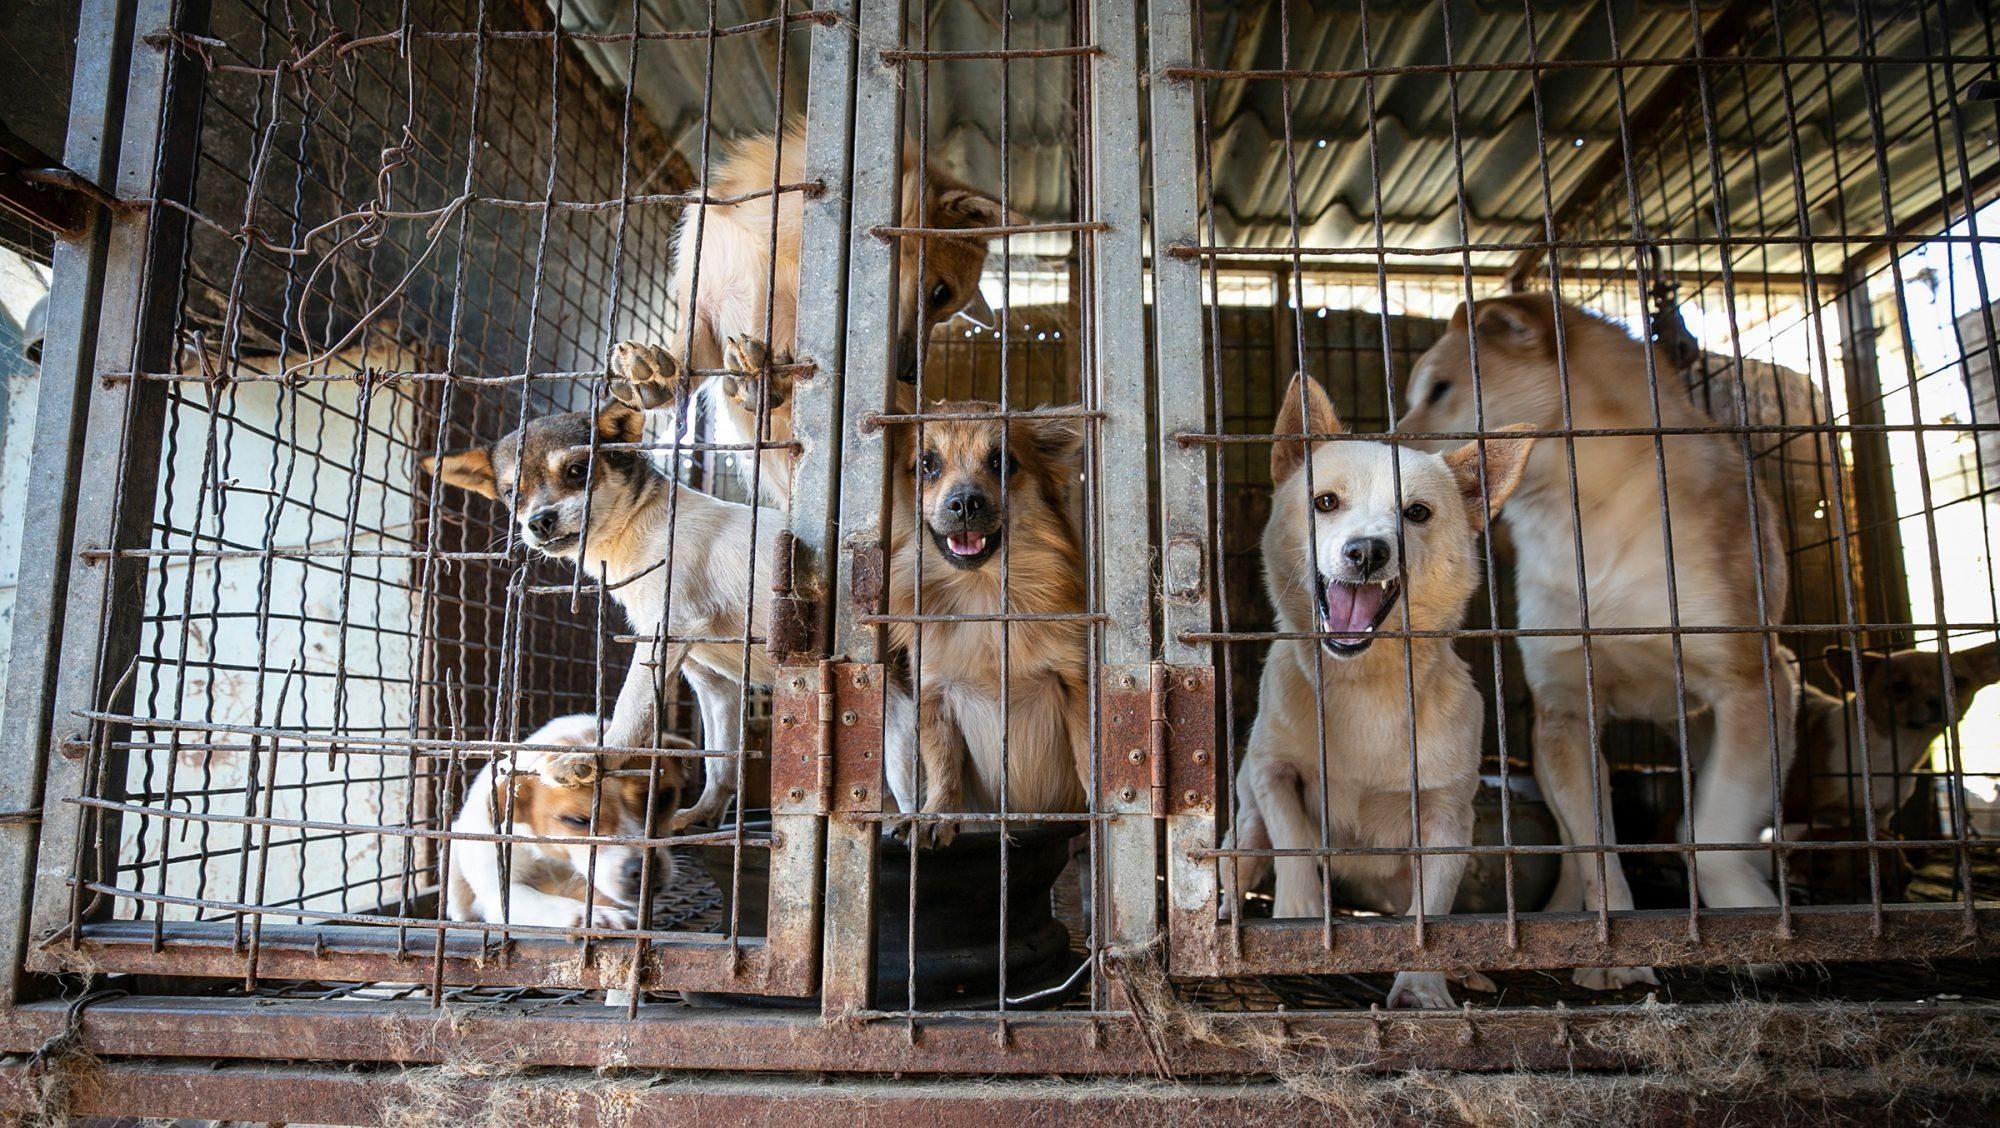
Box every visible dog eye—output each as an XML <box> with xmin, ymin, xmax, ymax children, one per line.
<box><xmin>1427</xmin><ymin>382</ymin><xmax>1451</xmax><ymax>406</ymax></box>
<box><xmin>1312</xmin><ymin>492</ymin><xmax>1339</xmax><ymax>513</ymax></box>
<box><xmin>1403</xmin><ymin>502</ymin><xmax>1432</xmax><ymax>524</ymax></box>
<box><xmin>558</xmin><ymin>813</ymin><xmax>591</xmax><ymax>829</ymax></box>
<box><xmin>564</xmin><ymin>461</ymin><xmax>589</xmax><ymax>485</ymax></box>
<box><xmin>918</xmin><ymin>453</ymin><xmax>942</xmax><ymax>479</ymax></box>
<box><xmin>930</xmin><ymin>282</ymin><xmax>952</xmax><ymax>310</ymax></box>
<box><xmin>986</xmin><ymin>450</ymin><xmax>1018</xmax><ymax>475</ymax></box>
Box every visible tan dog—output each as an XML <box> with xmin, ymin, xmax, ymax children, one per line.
<box><xmin>1399</xmin><ymin>293</ymin><xmax>1796</xmax><ymax>990</ymax></box>
<box><xmin>446</xmin><ymin>713</ymin><xmax>683</xmax><ymax>931</ymax></box>
<box><xmin>1228</xmin><ymin>374</ymin><xmax>1534</xmax><ymax>1008</ymax></box>
<box><xmin>1791</xmin><ymin>641</ymin><xmax>2000</xmax><ymax>832</ymax></box>
<box><xmin>629</xmin><ymin>124</ymin><xmax>1008</xmax><ymax>505</ymax></box>
<box><xmin>885</xmin><ymin>403</ymin><xmax>1091</xmax><ymax>842</ymax></box>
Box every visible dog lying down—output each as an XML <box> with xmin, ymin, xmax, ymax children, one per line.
<box><xmin>1790</xmin><ymin>640</ymin><xmax>2000</xmax><ymax>834</ymax></box>
<box><xmin>1228</xmin><ymin>374</ymin><xmax>1535</xmax><ymax>1009</ymax></box>
<box><xmin>447</xmin><ymin>713</ymin><xmax>684</xmax><ymax>931</ymax></box>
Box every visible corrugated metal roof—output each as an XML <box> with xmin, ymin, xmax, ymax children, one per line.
<box><xmin>560</xmin><ymin>0</ymin><xmax>1998</xmax><ymax>279</ymax></box>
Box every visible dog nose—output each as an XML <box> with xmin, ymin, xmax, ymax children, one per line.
<box><xmin>1343</xmin><ymin>537</ymin><xmax>1392</xmax><ymax>575</ymax></box>
<box><xmin>944</xmin><ymin>489</ymin><xmax>988</xmax><ymax>520</ymax></box>
<box><xmin>526</xmin><ymin>508</ymin><xmax>560</xmax><ymax>539</ymax></box>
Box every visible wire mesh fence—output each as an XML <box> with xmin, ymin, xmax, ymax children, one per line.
<box><xmin>7</xmin><ymin>0</ymin><xmax>2000</xmax><ymax>1065</ymax></box>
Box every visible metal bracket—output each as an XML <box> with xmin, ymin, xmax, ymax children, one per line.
<box><xmin>770</xmin><ymin>664</ymin><xmax>827</xmax><ymax>815</ymax></box>
<box><xmin>829</xmin><ymin>662</ymin><xmax>887</xmax><ymax>812</ymax></box>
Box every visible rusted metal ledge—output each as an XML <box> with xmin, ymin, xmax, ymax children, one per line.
<box><xmin>25</xmin><ymin>921</ymin><xmax>784</xmax><ymax>995</ymax></box>
<box><xmin>4</xmin><ymin>1059</ymin><xmax>1993</xmax><ymax>1127</ymax></box>
<box><xmin>1</xmin><ymin>995</ymin><xmax>1995</xmax><ymax>1078</ymax></box>
<box><xmin>1172</xmin><ymin>904</ymin><xmax>1995</xmax><ymax>978</ymax></box>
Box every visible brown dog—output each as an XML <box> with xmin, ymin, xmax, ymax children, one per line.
<box><xmin>626</xmin><ymin>124</ymin><xmax>1010</xmax><ymax>506</ymax></box>
<box><xmin>883</xmin><ymin>403</ymin><xmax>1091</xmax><ymax>842</ymax></box>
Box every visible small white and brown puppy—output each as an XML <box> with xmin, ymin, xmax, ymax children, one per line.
<box><xmin>446</xmin><ymin>713</ymin><xmax>679</xmax><ymax>931</ymax></box>
<box><xmin>1791</xmin><ymin>641</ymin><xmax>2000</xmax><ymax>832</ymax></box>
<box><xmin>1399</xmin><ymin>293</ymin><xmax>1796</xmax><ymax>991</ymax></box>
<box><xmin>425</xmin><ymin>343</ymin><xmax>918</xmax><ymax>830</ymax></box>
<box><xmin>628</xmin><ymin>124</ymin><xmax>1010</xmax><ymax>506</ymax></box>
<box><xmin>886</xmin><ymin>402</ymin><xmax>1092</xmax><ymax>841</ymax></box>
<box><xmin>1229</xmin><ymin>374</ymin><xmax>1534</xmax><ymax>1009</ymax></box>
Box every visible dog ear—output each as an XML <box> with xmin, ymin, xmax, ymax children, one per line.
<box><xmin>1271</xmin><ymin>373</ymin><xmax>1342</xmax><ymax>484</ymax></box>
<box><xmin>422</xmin><ymin>447</ymin><xmax>499</xmax><ymax>499</ymax></box>
<box><xmin>1022</xmin><ymin>406</ymin><xmax>1086</xmax><ymax>469</ymax></box>
<box><xmin>1822</xmin><ymin>646</ymin><xmax>1882</xmax><ymax>693</ymax></box>
<box><xmin>955</xmin><ymin>286</ymin><xmax>999</xmax><ymax>330</ymax></box>
<box><xmin>1472</xmin><ymin>297</ymin><xmax>1552</xmax><ymax>352</ymax></box>
<box><xmin>936</xmin><ymin>187</ymin><xmax>1019</xmax><ymax>231</ymax></box>
<box><xmin>595</xmin><ymin>402</ymin><xmax>645</xmax><ymax>446</ymax></box>
<box><xmin>1951</xmin><ymin>639</ymin><xmax>2000</xmax><ymax>689</ymax></box>
<box><xmin>1441</xmin><ymin>424</ymin><xmax>1537</xmax><ymax>526</ymax></box>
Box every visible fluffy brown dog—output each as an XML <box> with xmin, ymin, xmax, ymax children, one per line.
<box><xmin>883</xmin><ymin>403</ymin><xmax>1090</xmax><ymax>841</ymax></box>
<box><xmin>628</xmin><ymin>124</ymin><xmax>1008</xmax><ymax>506</ymax></box>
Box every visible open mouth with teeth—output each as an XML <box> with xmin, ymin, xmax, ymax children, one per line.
<box><xmin>530</xmin><ymin>531</ymin><xmax>580</xmax><ymax>554</ymax></box>
<box><xmin>930</xmin><ymin>527</ymin><xmax>1002</xmax><ymax>569</ymax></box>
<box><xmin>1316</xmin><ymin>576</ymin><xmax>1402</xmax><ymax>655</ymax></box>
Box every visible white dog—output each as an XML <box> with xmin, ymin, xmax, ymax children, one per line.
<box><xmin>446</xmin><ymin>714</ymin><xmax>674</xmax><ymax>930</ymax></box>
<box><xmin>1229</xmin><ymin>373</ymin><xmax>1534</xmax><ymax>1009</ymax></box>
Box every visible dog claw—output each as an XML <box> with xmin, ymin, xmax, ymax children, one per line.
<box><xmin>608</xmin><ymin>340</ymin><xmax>684</xmax><ymax>411</ymax></box>
<box><xmin>1453</xmin><ymin>971</ymin><xmax>1498</xmax><ymax>994</ymax></box>
<box><xmin>889</xmin><ymin>817</ymin><xmax>958</xmax><ymax>849</ymax></box>
<box><xmin>722</xmin><ymin>334</ymin><xmax>794</xmax><ymax>410</ymax></box>
<box><xmin>1571</xmin><ymin>965</ymin><xmax>1659</xmax><ymax>991</ymax></box>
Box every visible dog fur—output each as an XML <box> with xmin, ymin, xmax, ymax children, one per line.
<box><xmin>1398</xmin><ymin>292</ymin><xmax>1797</xmax><ymax>990</ymax></box>
<box><xmin>1229</xmin><ymin>373</ymin><xmax>1534</xmax><ymax>1009</ymax></box>
<box><xmin>637</xmin><ymin>123</ymin><xmax>1008</xmax><ymax>506</ymax></box>
<box><xmin>884</xmin><ymin>402</ymin><xmax>1092</xmax><ymax>841</ymax></box>
<box><xmin>446</xmin><ymin>713</ymin><xmax>680</xmax><ymax>930</ymax></box>
<box><xmin>1791</xmin><ymin>641</ymin><xmax>2000</xmax><ymax>831</ymax></box>
<box><xmin>425</xmin><ymin>342</ymin><xmax>917</xmax><ymax>830</ymax></box>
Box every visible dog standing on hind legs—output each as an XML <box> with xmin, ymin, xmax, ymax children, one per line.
<box><xmin>1228</xmin><ymin>373</ymin><xmax>1535</xmax><ymax>1009</ymax></box>
<box><xmin>1399</xmin><ymin>292</ymin><xmax>1797</xmax><ymax>990</ymax></box>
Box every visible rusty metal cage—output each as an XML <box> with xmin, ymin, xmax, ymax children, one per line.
<box><xmin>3</xmin><ymin>0</ymin><xmax>2000</xmax><ymax>1121</ymax></box>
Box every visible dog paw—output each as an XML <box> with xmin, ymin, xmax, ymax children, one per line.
<box><xmin>1452</xmin><ymin>970</ymin><xmax>1498</xmax><ymax>994</ymax></box>
<box><xmin>581</xmin><ymin>903</ymin><xmax>635</xmax><ymax>932</ymax></box>
<box><xmin>538</xmin><ymin>753</ymin><xmax>598</xmax><ymax>789</ymax></box>
<box><xmin>1571</xmin><ymin>965</ymin><xmax>1659</xmax><ymax>991</ymax></box>
<box><xmin>607</xmin><ymin>340</ymin><xmax>684</xmax><ymax>411</ymax></box>
<box><xmin>1386</xmin><ymin>972</ymin><xmax>1455</xmax><ymax>1010</ymax></box>
<box><xmin>721</xmin><ymin>334</ymin><xmax>795</xmax><ymax>412</ymax></box>
<box><xmin>890</xmin><ymin>817</ymin><xmax>958</xmax><ymax>849</ymax></box>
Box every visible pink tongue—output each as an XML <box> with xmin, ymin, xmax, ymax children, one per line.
<box><xmin>1322</xmin><ymin>580</ymin><xmax>1389</xmax><ymax>641</ymax></box>
<box><xmin>948</xmin><ymin>532</ymin><xmax>987</xmax><ymax>556</ymax></box>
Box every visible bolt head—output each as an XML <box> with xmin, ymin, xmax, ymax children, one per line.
<box><xmin>841</xmin><ymin>709</ymin><xmax>859</xmax><ymax>726</ymax></box>
<box><xmin>1128</xmin><ymin>748</ymin><xmax>1145</xmax><ymax>763</ymax></box>
<box><xmin>849</xmin><ymin>786</ymin><xmax>868</xmax><ymax>801</ymax></box>
<box><xmin>1183</xmin><ymin>789</ymin><xmax>1200</xmax><ymax>807</ymax></box>
<box><xmin>789</xmin><ymin>677</ymin><xmax>808</xmax><ymax>692</ymax></box>
<box><xmin>852</xmin><ymin>671</ymin><xmax>871</xmax><ymax>688</ymax></box>
<box><xmin>787</xmin><ymin>787</ymin><xmax>805</xmax><ymax>802</ymax></box>
<box><xmin>1192</xmin><ymin>749</ymin><xmax>1209</xmax><ymax>764</ymax></box>
<box><xmin>779</xmin><ymin>714</ymin><xmax>797</xmax><ymax>728</ymax></box>
<box><xmin>1119</xmin><ymin>786</ymin><xmax>1136</xmax><ymax>802</ymax></box>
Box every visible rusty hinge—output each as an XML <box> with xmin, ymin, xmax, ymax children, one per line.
<box><xmin>1098</xmin><ymin>663</ymin><xmax>1216</xmax><ymax>816</ymax></box>
<box><xmin>767</xmin><ymin>530</ymin><xmax>822</xmax><ymax>665</ymax></box>
<box><xmin>770</xmin><ymin>660</ymin><xmax>887</xmax><ymax>816</ymax></box>
<box><xmin>848</xmin><ymin>539</ymin><xmax>885</xmax><ymax>613</ymax></box>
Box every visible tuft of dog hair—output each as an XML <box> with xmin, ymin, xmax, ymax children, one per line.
<box><xmin>618</xmin><ymin>123</ymin><xmax>1014</xmax><ymax>507</ymax></box>
<box><xmin>1790</xmin><ymin>640</ymin><xmax>2000</xmax><ymax>832</ymax></box>
<box><xmin>1398</xmin><ymin>292</ymin><xmax>1796</xmax><ymax>991</ymax></box>
<box><xmin>1230</xmin><ymin>372</ymin><xmax>1533</xmax><ymax>1008</ymax></box>
<box><xmin>884</xmin><ymin>401</ymin><xmax>1091</xmax><ymax>842</ymax></box>
<box><xmin>446</xmin><ymin>713</ymin><xmax>684</xmax><ymax>932</ymax></box>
